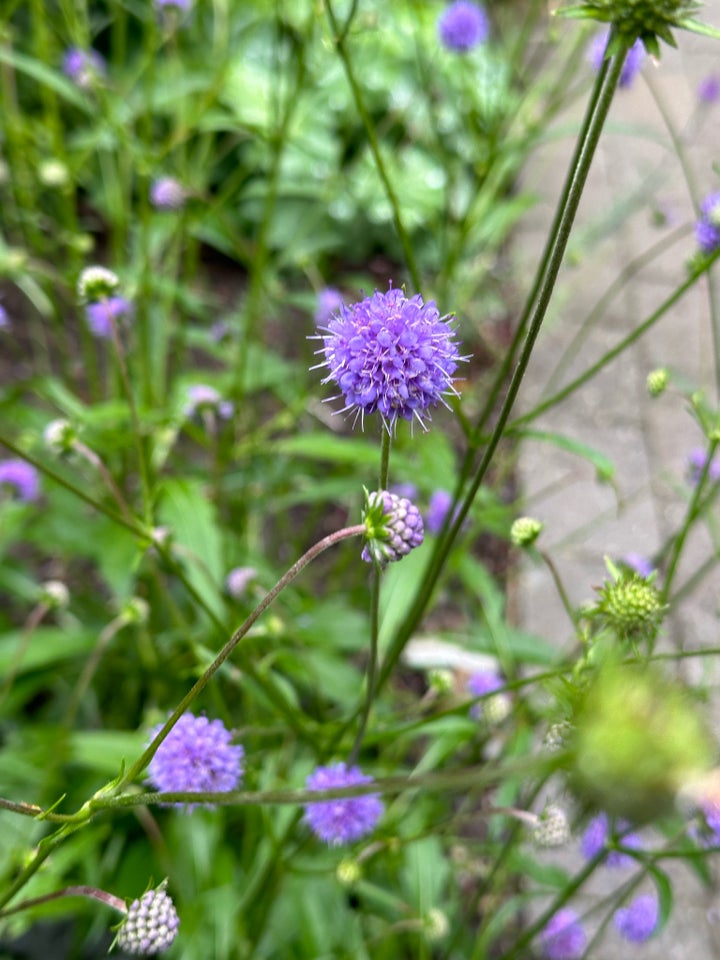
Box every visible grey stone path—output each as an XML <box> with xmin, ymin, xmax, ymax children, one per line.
<box><xmin>515</xmin><ymin>7</ymin><xmax>720</xmax><ymax>956</ymax></box>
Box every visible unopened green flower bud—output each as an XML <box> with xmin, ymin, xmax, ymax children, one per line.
<box><xmin>423</xmin><ymin>908</ymin><xmax>449</xmax><ymax>942</ymax></box>
<box><xmin>115</xmin><ymin>881</ymin><xmax>179</xmax><ymax>956</ymax></box>
<box><xmin>510</xmin><ymin>516</ymin><xmax>543</xmax><ymax>547</ymax></box>
<box><xmin>40</xmin><ymin>580</ymin><xmax>70</xmax><ymax>609</ymax></box>
<box><xmin>77</xmin><ymin>265</ymin><xmax>119</xmax><ymax>302</ymax></box>
<box><xmin>43</xmin><ymin>418</ymin><xmax>76</xmax><ymax>456</ymax></box>
<box><xmin>122</xmin><ymin>597</ymin><xmax>150</xmax><ymax>625</ymax></box>
<box><xmin>544</xmin><ymin>720</ymin><xmax>573</xmax><ymax>752</ymax></box>
<box><xmin>594</xmin><ymin>570</ymin><xmax>665</xmax><ymax>641</ymax></box>
<box><xmin>336</xmin><ymin>858</ymin><xmax>362</xmax><ymax>887</ymax></box>
<box><xmin>646</xmin><ymin>368</ymin><xmax>669</xmax><ymax>397</ymax></box>
<box><xmin>39</xmin><ymin>159</ymin><xmax>70</xmax><ymax>188</ymax></box>
<box><xmin>361</xmin><ymin>488</ymin><xmax>424</xmax><ymax>568</ymax></box>
<box><xmin>0</xmin><ymin>247</ymin><xmax>28</xmax><ymax>278</ymax></box>
<box><xmin>428</xmin><ymin>668</ymin><xmax>454</xmax><ymax>694</ymax></box>
<box><xmin>570</xmin><ymin>663</ymin><xmax>714</xmax><ymax>821</ymax></box>
<box><xmin>532</xmin><ymin>804</ymin><xmax>571</xmax><ymax>848</ymax></box>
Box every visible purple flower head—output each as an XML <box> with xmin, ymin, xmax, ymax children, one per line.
<box><xmin>698</xmin><ymin>75</ymin><xmax>720</xmax><ymax>104</ymax></box>
<box><xmin>184</xmin><ymin>384</ymin><xmax>234</xmax><ymax>420</ymax></box>
<box><xmin>580</xmin><ymin>813</ymin><xmax>642</xmax><ymax>868</ymax></box>
<box><xmin>425</xmin><ymin>489</ymin><xmax>453</xmax><ymax>535</ymax></box>
<box><xmin>688</xmin><ymin>801</ymin><xmax>720</xmax><ymax>848</ymax></box>
<box><xmin>686</xmin><ymin>446</ymin><xmax>720</xmax><ymax>485</ymax></box>
<box><xmin>540</xmin><ymin>908</ymin><xmax>586</xmax><ymax>960</ymax></box>
<box><xmin>147</xmin><ymin>712</ymin><xmax>244</xmax><ymax>809</ymax></box>
<box><xmin>304</xmin><ymin>762</ymin><xmax>383</xmax><ymax>845</ymax></box>
<box><xmin>117</xmin><ymin>882</ymin><xmax>180</xmax><ymax>956</ymax></box>
<box><xmin>314</xmin><ymin>287</ymin><xmax>344</xmax><ymax>326</ymax></box>
<box><xmin>0</xmin><ymin>459</ymin><xmax>40</xmax><ymax>502</ymax></box>
<box><xmin>361</xmin><ymin>489</ymin><xmax>424</xmax><ymax>567</ymax></box>
<box><xmin>85</xmin><ymin>296</ymin><xmax>133</xmax><ymax>338</ymax></box>
<box><xmin>315</xmin><ymin>285</ymin><xmax>463</xmax><ymax>431</ymax></box>
<box><xmin>225</xmin><ymin>566</ymin><xmax>257</xmax><ymax>599</ymax></box>
<box><xmin>150</xmin><ymin>176</ymin><xmax>187</xmax><ymax>211</ymax></box>
<box><xmin>389</xmin><ymin>482</ymin><xmax>419</xmax><ymax>500</ymax></box>
<box><xmin>614</xmin><ymin>894</ymin><xmax>658</xmax><ymax>943</ymax></box>
<box><xmin>620</xmin><ymin>552</ymin><xmax>655</xmax><ymax>578</ymax></box>
<box><xmin>0</xmin><ymin>304</ymin><xmax>9</xmax><ymax>329</ymax></box>
<box><xmin>438</xmin><ymin>2</ymin><xmax>489</xmax><ymax>53</ymax></box>
<box><xmin>62</xmin><ymin>47</ymin><xmax>106</xmax><ymax>89</ymax></box>
<box><xmin>587</xmin><ymin>31</ymin><xmax>645</xmax><ymax>88</ymax></box>
<box><xmin>695</xmin><ymin>193</ymin><xmax>720</xmax><ymax>255</ymax></box>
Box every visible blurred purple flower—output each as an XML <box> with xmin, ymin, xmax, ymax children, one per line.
<box><xmin>315</xmin><ymin>285</ymin><xmax>463</xmax><ymax>431</ymax></box>
<box><xmin>689</xmin><ymin>801</ymin><xmax>720</xmax><ymax>848</ymax></box>
<box><xmin>540</xmin><ymin>908</ymin><xmax>586</xmax><ymax>960</ymax></box>
<box><xmin>698</xmin><ymin>75</ymin><xmax>720</xmax><ymax>104</ymax></box>
<box><xmin>304</xmin><ymin>762</ymin><xmax>384</xmax><ymax>845</ymax></box>
<box><xmin>85</xmin><ymin>297</ymin><xmax>133</xmax><ymax>338</ymax></box>
<box><xmin>580</xmin><ymin>812</ymin><xmax>642</xmax><ymax>868</ymax></box>
<box><xmin>467</xmin><ymin>670</ymin><xmax>504</xmax><ymax>719</ymax></box>
<box><xmin>185</xmin><ymin>384</ymin><xmax>234</xmax><ymax>420</ymax></box>
<box><xmin>62</xmin><ymin>47</ymin><xmax>106</xmax><ymax>88</ymax></box>
<box><xmin>614</xmin><ymin>894</ymin><xmax>658</xmax><ymax>943</ymax></box>
<box><xmin>389</xmin><ymin>482</ymin><xmax>419</xmax><ymax>500</ymax></box>
<box><xmin>314</xmin><ymin>287</ymin><xmax>344</xmax><ymax>326</ymax></box>
<box><xmin>587</xmin><ymin>30</ymin><xmax>645</xmax><ymax>88</ymax></box>
<box><xmin>156</xmin><ymin>0</ymin><xmax>192</xmax><ymax>8</ymax></box>
<box><xmin>0</xmin><ymin>304</ymin><xmax>9</xmax><ymax>329</ymax></box>
<box><xmin>425</xmin><ymin>489</ymin><xmax>453</xmax><ymax>534</ymax></box>
<box><xmin>621</xmin><ymin>552</ymin><xmax>655</xmax><ymax>578</ymax></box>
<box><xmin>686</xmin><ymin>446</ymin><xmax>720</xmax><ymax>485</ymax></box>
<box><xmin>147</xmin><ymin>712</ymin><xmax>244</xmax><ymax>809</ymax></box>
<box><xmin>695</xmin><ymin>193</ymin><xmax>720</xmax><ymax>255</ymax></box>
<box><xmin>225</xmin><ymin>566</ymin><xmax>257</xmax><ymax>599</ymax></box>
<box><xmin>150</xmin><ymin>176</ymin><xmax>187</xmax><ymax>211</ymax></box>
<box><xmin>0</xmin><ymin>459</ymin><xmax>40</xmax><ymax>502</ymax></box>
<box><xmin>438</xmin><ymin>1</ymin><xmax>489</xmax><ymax>52</ymax></box>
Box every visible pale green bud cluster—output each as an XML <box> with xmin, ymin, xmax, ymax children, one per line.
<box><xmin>510</xmin><ymin>516</ymin><xmax>543</xmax><ymax>547</ymax></box>
<box><xmin>532</xmin><ymin>804</ymin><xmax>571</xmax><ymax>848</ymax></box>
<box><xmin>77</xmin><ymin>265</ymin><xmax>119</xmax><ymax>302</ymax></box>
<box><xmin>594</xmin><ymin>571</ymin><xmax>665</xmax><ymax>640</ymax></box>
<box><xmin>43</xmin><ymin>418</ymin><xmax>77</xmax><ymax>456</ymax></box>
<box><xmin>336</xmin><ymin>858</ymin><xmax>362</xmax><ymax>886</ymax></box>
<box><xmin>646</xmin><ymin>367</ymin><xmax>669</xmax><ymax>397</ymax></box>
<box><xmin>570</xmin><ymin>663</ymin><xmax>714</xmax><ymax>821</ymax></box>
<box><xmin>423</xmin><ymin>908</ymin><xmax>450</xmax><ymax>942</ymax></box>
<box><xmin>40</xmin><ymin>580</ymin><xmax>70</xmax><ymax>610</ymax></box>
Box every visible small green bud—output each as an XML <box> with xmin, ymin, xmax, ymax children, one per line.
<box><xmin>336</xmin><ymin>859</ymin><xmax>362</xmax><ymax>887</ymax></box>
<box><xmin>646</xmin><ymin>367</ymin><xmax>669</xmax><ymax>397</ymax></box>
<box><xmin>510</xmin><ymin>516</ymin><xmax>543</xmax><ymax>548</ymax></box>
<box><xmin>40</xmin><ymin>580</ymin><xmax>70</xmax><ymax>610</ymax></box>
<box><xmin>423</xmin><ymin>908</ymin><xmax>449</xmax><ymax>942</ymax></box>
<box><xmin>122</xmin><ymin>597</ymin><xmax>150</xmax><ymax>626</ymax></box>
<box><xmin>544</xmin><ymin>719</ymin><xmax>573</xmax><ymax>752</ymax></box>
<box><xmin>593</xmin><ymin>568</ymin><xmax>665</xmax><ymax>641</ymax></box>
<box><xmin>38</xmin><ymin>159</ymin><xmax>70</xmax><ymax>188</ymax></box>
<box><xmin>77</xmin><ymin>265</ymin><xmax>119</xmax><ymax>302</ymax></box>
<box><xmin>427</xmin><ymin>668</ymin><xmax>454</xmax><ymax>694</ymax></box>
<box><xmin>532</xmin><ymin>804</ymin><xmax>571</xmax><ymax>848</ymax></box>
<box><xmin>569</xmin><ymin>663</ymin><xmax>714</xmax><ymax>821</ymax></box>
<box><xmin>43</xmin><ymin>418</ymin><xmax>77</xmax><ymax>456</ymax></box>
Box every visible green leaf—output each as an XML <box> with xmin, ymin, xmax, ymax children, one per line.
<box><xmin>68</xmin><ymin>730</ymin><xmax>145</xmax><ymax>774</ymax></box>
<box><xmin>0</xmin><ymin>627</ymin><xmax>96</xmax><ymax>674</ymax></box>
<box><xmin>647</xmin><ymin>864</ymin><xmax>673</xmax><ymax>934</ymax></box>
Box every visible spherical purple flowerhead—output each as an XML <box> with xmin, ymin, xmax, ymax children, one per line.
<box><xmin>304</xmin><ymin>762</ymin><xmax>384</xmax><ymax>845</ymax></box>
<box><xmin>698</xmin><ymin>75</ymin><xmax>720</xmax><ymax>104</ymax></box>
<box><xmin>540</xmin><ymin>908</ymin><xmax>586</xmax><ymax>960</ymax></box>
<box><xmin>686</xmin><ymin>446</ymin><xmax>720</xmax><ymax>485</ymax></box>
<box><xmin>695</xmin><ymin>193</ymin><xmax>720</xmax><ymax>255</ymax></box>
<box><xmin>316</xmin><ymin>285</ymin><xmax>463</xmax><ymax>431</ymax></box>
<box><xmin>614</xmin><ymin>894</ymin><xmax>658</xmax><ymax>943</ymax></box>
<box><xmin>0</xmin><ymin>459</ymin><xmax>40</xmax><ymax>502</ymax></box>
<box><xmin>184</xmin><ymin>384</ymin><xmax>234</xmax><ymax>420</ymax></box>
<box><xmin>361</xmin><ymin>489</ymin><xmax>424</xmax><ymax>567</ymax></box>
<box><xmin>467</xmin><ymin>670</ymin><xmax>503</xmax><ymax>699</ymax></box>
<box><xmin>587</xmin><ymin>30</ymin><xmax>645</xmax><ymax>88</ymax></box>
<box><xmin>150</xmin><ymin>176</ymin><xmax>187</xmax><ymax>211</ymax></box>
<box><xmin>85</xmin><ymin>296</ymin><xmax>133</xmax><ymax>338</ymax></box>
<box><xmin>147</xmin><ymin>713</ymin><xmax>244</xmax><ymax>809</ymax></box>
<box><xmin>116</xmin><ymin>882</ymin><xmax>180</xmax><ymax>956</ymax></box>
<box><xmin>580</xmin><ymin>812</ymin><xmax>642</xmax><ymax>868</ymax></box>
<box><xmin>425</xmin><ymin>489</ymin><xmax>455</xmax><ymax>535</ymax></box>
<box><xmin>438</xmin><ymin>1</ymin><xmax>489</xmax><ymax>52</ymax></box>
<box><xmin>314</xmin><ymin>287</ymin><xmax>344</xmax><ymax>326</ymax></box>
<box><xmin>62</xmin><ymin>47</ymin><xmax>106</xmax><ymax>89</ymax></box>
<box><xmin>225</xmin><ymin>566</ymin><xmax>257</xmax><ymax>599</ymax></box>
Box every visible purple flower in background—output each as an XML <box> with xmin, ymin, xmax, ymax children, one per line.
<box><xmin>389</xmin><ymin>482</ymin><xmax>419</xmax><ymax>501</ymax></box>
<box><xmin>695</xmin><ymin>193</ymin><xmax>720</xmax><ymax>255</ymax></box>
<box><xmin>581</xmin><ymin>812</ymin><xmax>642</xmax><ymax>868</ymax></box>
<box><xmin>314</xmin><ymin>287</ymin><xmax>344</xmax><ymax>326</ymax></box>
<box><xmin>85</xmin><ymin>296</ymin><xmax>133</xmax><ymax>338</ymax></box>
<box><xmin>621</xmin><ymin>552</ymin><xmax>655</xmax><ymax>578</ymax></box>
<box><xmin>587</xmin><ymin>30</ymin><xmax>645</xmax><ymax>88</ymax></box>
<box><xmin>689</xmin><ymin>802</ymin><xmax>720</xmax><ymax>848</ymax></box>
<box><xmin>425</xmin><ymin>489</ymin><xmax>453</xmax><ymax>534</ymax></box>
<box><xmin>698</xmin><ymin>75</ymin><xmax>720</xmax><ymax>104</ymax></box>
<box><xmin>614</xmin><ymin>894</ymin><xmax>659</xmax><ymax>943</ymax></box>
<box><xmin>0</xmin><ymin>459</ymin><xmax>40</xmax><ymax>502</ymax></box>
<box><xmin>150</xmin><ymin>176</ymin><xmax>187</xmax><ymax>211</ymax></box>
<box><xmin>315</xmin><ymin>285</ymin><xmax>463</xmax><ymax>431</ymax></box>
<box><xmin>185</xmin><ymin>384</ymin><xmax>234</xmax><ymax>420</ymax></box>
<box><xmin>147</xmin><ymin>713</ymin><xmax>244</xmax><ymax>808</ymax></box>
<box><xmin>540</xmin><ymin>908</ymin><xmax>586</xmax><ymax>960</ymax></box>
<box><xmin>304</xmin><ymin>762</ymin><xmax>384</xmax><ymax>845</ymax></box>
<box><xmin>225</xmin><ymin>566</ymin><xmax>257</xmax><ymax>599</ymax></box>
<box><xmin>467</xmin><ymin>670</ymin><xmax>505</xmax><ymax>719</ymax></box>
<box><xmin>438</xmin><ymin>1</ymin><xmax>489</xmax><ymax>52</ymax></box>
<box><xmin>156</xmin><ymin>0</ymin><xmax>192</xmax><ymax>9</ymax></box>
<box><xmin>686</xmin><ymin>446</ymin><xmax>720</xmax><ymax>485</ymax></box>
<box><xmin>62</xmin><ymin>47</ymin><xmax>106</xmax><ymax>88</ymax></box>
<box><xmin>0</xmin><ymin>304</ymin><xmax>9</xmax><ymax>329</ymax></box>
